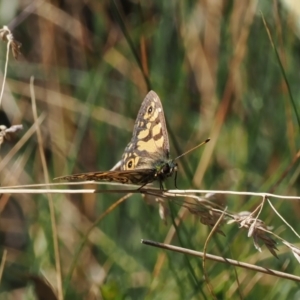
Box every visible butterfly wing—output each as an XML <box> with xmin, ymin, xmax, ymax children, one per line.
<box><xmin>120</xmin><ymin>90</ymin><xmax>170</xmax><ymax>171</ymax></box>
<box><xmin>55</xmin><ymin>169</ymin><xmax>157</xmax><ymax>185</ymax></box>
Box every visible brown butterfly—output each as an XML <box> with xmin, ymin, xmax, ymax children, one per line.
<box><xmin>55</xmin><ymin>91</ymin><xmax>177</xmax><ymax>189</ymax></box>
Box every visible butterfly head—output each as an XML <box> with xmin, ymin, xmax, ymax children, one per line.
<box><xmin>154</xmin><ymin>159</ymin><xmax>178</xmax><ymax>189</ymax></box>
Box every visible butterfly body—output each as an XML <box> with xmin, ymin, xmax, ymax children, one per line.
<box><xmin>56</xmin><ymin>91</ymin><xmax>177</xmax><ymax>188</ymax></box>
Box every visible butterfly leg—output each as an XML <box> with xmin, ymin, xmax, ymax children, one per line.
<box><xmin>174</xmin><ymin>170</ymin><xmax>179</xmax><ymax>189</ymax></box>
<box><xmin>159</xmin><ymin>180</ymin><xmax>164</xmax><ymax>190</ymax></box>
<box><xmin>137</xmin><ymin>182</ymin><xmax>148</xmax><ymax>190</ymax></box>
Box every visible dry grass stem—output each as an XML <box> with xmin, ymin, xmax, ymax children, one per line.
<box><xmin>0</xmin><ymin>249</ymin><xmax>7</xmax><ymax>283</ymax></box>
<box><xmin>30</xmin><ymin>77</ymin><xmax>63</xmax><ymax>300</ymax></box>
<box><xmin>141</xmin><ymin>239</ymin><xmax>300</xmax><ymax>283</ymax></box>
<box><xmin>203</xmin><ymin>208</ymin><xmax>226</xmax><ymax>299</ymax></box>
<box><xmin>0</xmin><ymin>26</ymin><xmax>21</xmax><ymax>108</ymax></box>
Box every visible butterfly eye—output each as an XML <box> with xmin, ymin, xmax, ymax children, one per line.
<box><xmin>147</xmin><ymin>106</ymin><xmax>153</xmax><ymax>114</ymax></box>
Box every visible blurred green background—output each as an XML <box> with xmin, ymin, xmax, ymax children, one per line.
<box><xmin>0</xmin><ymin>0</ymin><xmax>300</xmax><ymax>299</ymax></box>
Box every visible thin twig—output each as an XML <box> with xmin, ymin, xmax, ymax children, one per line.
<box><xmin>267</xmin><ymin>199</ymin><xmax>300</xmax><ymax>239</ymax></box>
<box><xmin>0</xmin><ymin>185</ymin><xmax>300</xmax><ymax>203</ymax></box>
<box><xmin>163</xmin><ymin>190</ymin><xmax>300</xmax><ymax>201</ymax></box>
<box><xmin>141</xmin><ymin>239</ymin><xmax>300</xmax><ymax>283</ymax></box>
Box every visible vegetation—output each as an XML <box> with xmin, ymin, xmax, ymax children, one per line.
<box><xmin>0</xmin><ymin>1</ymin><xmax>299</xmax><ymax>299</ymax></box>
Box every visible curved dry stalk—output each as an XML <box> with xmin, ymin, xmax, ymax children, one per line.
<box><xmin>203</xmin><ymin>208</ymin><xmax>226</xmax><ymax>299</ymax></box>
<box><xmin>0</xmin><ymin>26</ymin><xmax>21</xmax><ymax>108</ymax></box>
<box><xmin>267</xmin><ymin>199</ymin><xmax>300</xmax><ymax>239</ymax></box>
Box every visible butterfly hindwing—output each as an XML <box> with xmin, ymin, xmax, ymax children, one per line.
<box><xmin>55</xmin><ymin>169</ymin><xmax>157</xmax><ymax>185</ymax></box>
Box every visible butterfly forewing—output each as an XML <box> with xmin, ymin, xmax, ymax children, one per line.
<box><xmin>55</xmin><ymin>90</ymin><xmax>176</xmax><ymax>186</ymax></box>
<box><xmin>121</xmin><ymin>91</ymin><xmax>170</xmax><ymax>171</ymax></box>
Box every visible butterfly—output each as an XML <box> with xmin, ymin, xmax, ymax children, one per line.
<box><xmin>55</xmin><ymin>90</ymin><xmax>178</xmax><ymax>189</ymax></box>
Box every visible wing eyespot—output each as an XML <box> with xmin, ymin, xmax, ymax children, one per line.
<box><xmin>127</xmin><ymin>158</ymin><xmax>134</xmax><ymax>169</ymax></box>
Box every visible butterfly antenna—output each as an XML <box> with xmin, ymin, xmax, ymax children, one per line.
<box><xmin>174</xmin><ymin>138</ymin><xmax>210</xmax><ymax>161</ymax></box>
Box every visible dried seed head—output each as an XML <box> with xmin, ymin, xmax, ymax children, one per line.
<box><xmin>0</xmin><ymin>26</ymin><xmax>22</xmax><ymax>59</ymax></box>
<box><xmin>0</xmin><ymin>124</ymin><xmax>23</xmax><ymax>145</ymax></box>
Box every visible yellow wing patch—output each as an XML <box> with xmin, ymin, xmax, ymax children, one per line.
<box><xmin>138</xmin><ymin>129</ymin><xmax>150</xmax><ymax>139</ymax></box>
<box><xmin>137</xmin><ymin>137</ymin><xmax>164</xmax><ymax>152</ymax></box>
<box><xmin>152</xmin><ymin>123</ymin><xmax>161</xmax><ymax>137</ymax></box>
